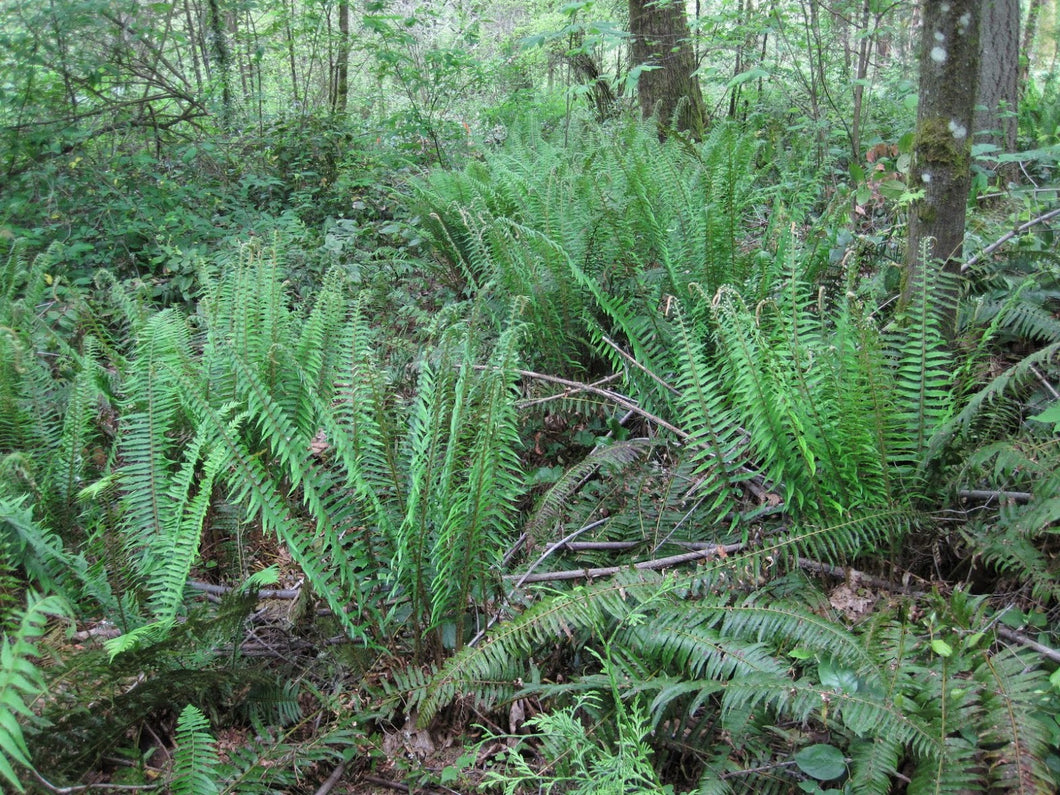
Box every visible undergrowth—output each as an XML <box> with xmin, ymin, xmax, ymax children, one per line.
<box><xmin>0</xmin><ymin>120</ymin><xmax>1058</xmax><ymax>793</ymax></box>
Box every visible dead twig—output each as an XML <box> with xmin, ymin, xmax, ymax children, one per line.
<box><xmin>313</xmin><ymin>763</ymin><xmax>346</xmax><ymax>795</ymax></box>
<box><xmin>957</xmin><ymin>489</ymin><xmax>1033</xmax><ymax>505</ymax></box>
<box><xmin>506</xmin><ymin>543</ymin><xmax>745</xmax><ymax>584</ymax></box>
<box><xmin>961</xmin><ymin>206</ymin><xmax>1060</xmax><ymax>272</ymax></box>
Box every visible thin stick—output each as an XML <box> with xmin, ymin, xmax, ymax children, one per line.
<box><xmin>360</xmin><ymin>775</ymin><xmax>410</xmax><ymax>792</ymax></box>
<box><xmin>313</xmin><ymin>763</ymin><xmax>346</xmax><ymax>795</ymax></box>
<box><xmin>469</xmin><ymin>517</ymin><xmax>612</xmax><ymax>647</ymax></box>
<box><xmin>957</xmin><ymin>489</ymin><xmax>1033</xmax><ymax>505</ymax></box>
<box><xmin>480</xmin><ymin>365</ymin><xmax>692</xmax><ymax>441</ymax></box>
<box><xmin>506</xmin><ymin>543</ymin><xmax>745</xmax><ymax>584</ymax></box>
<box><xmin>601</xmin><ymin>334</ymin><xmax>681</xmax><ymax>395</ymax></box>
<box><xmin>1030</xmin><ymin>364</ymin><xmax>1059</xmax><ymax>400</ymax></box>
<box><xmin>519</xmin><ymin>371</ymin><xmax>624</xmax><ymax>408</ymax></box>
<box><xmin>564</xmin><ymin>539</ymin><xmax>735</xmax><ymax>551</ymax></box>
<box><xmin>961</xmin><ymin>206</ymin><xmax>1060</xmax><ymax>272</ymax></box>
<box><xmin>33</xmin><ymin>770</ymin><xmax>158</xmax><ymax>792</ymax></box>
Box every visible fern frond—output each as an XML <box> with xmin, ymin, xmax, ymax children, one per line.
<box><xmin>669</xmin><ymin>301</ymin><xmax>748</xmax><ymax>528</ymax></box>
<box><xmin>0</xmin><ymin>495</ymin><xmax>81</xmax><ymax>599</ymax></box>
<box><xmin>888</xmin><ymin>262</ymin><xmax>957</xmax><ymax>476</ymax></box>
<box><xmin>524</xmin><ymin>440</ymin><xmax>650</xmax><ymax>542</ymax></box>
<box><xmin>429</xmin><ymin>313</ymin><xmax>526</xmax><ymax>638</ymax></box>
<box><xmin>117</xmin><ymin>309</ymin><xmax>193</xmax><ymax>601</ymax></box>
<box><xmin>926</xmin><ymin>341</ymin><xmax>1060</xmax><ymax>465</ymax></box>
<box><xmin>0</xmin><ymin>592</ymin><xmax>69</xmax><ymax>792</ymax></box>
<box><xmin>171</xmin><ymin>704</ymin><xmax>220</xmax><ymax>795</ymax></box>
<box><xmin>975</xmin><ymin>646</ymin><xmax>1054</xmax><ymax>794</ymax></box>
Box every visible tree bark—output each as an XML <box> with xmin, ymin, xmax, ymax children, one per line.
<box><xmin>333</xmin><ymin>0</ymin><xmax>350</xmax><ymax>115</ymax></box>
<box><xmin>1018</xmin><ymin>0</ymin><xmax>1044</xmax><ymax>87</ymax></box>
<box><xmin>902</xmin><ymin>0</ymin><xmax>980</xmax><ymax>330</ymax></box>
<box><xmin>628</xmin><ymin>0</ymin><xmax>707</xmax><ymax>138</ymax></box>
<box><xmin>975</xmin><ymin>0</ymin><xmax>1019</xmax><ymax>181</ymax></box>
<box><xmin>206</xmin><ymin>0</ymin><xmax>233</xmax><ymax>128</ymax></box>
<box><xmin>563</xmin><ymin>47</ymin><xmax>618</xmax><ymax>122</ymax></box>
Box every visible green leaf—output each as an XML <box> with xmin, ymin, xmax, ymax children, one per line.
<box><xmin>794</xmin><ymin>744</ymin><xmax>847</xmax><ymax>781</ymax></box>
<box><xmin>818</xmin><ymin>660</ymin><xmax>859</xmax><ymax>693</ymax></box>
<box><xmin>930</xmin><ymin>638</ymin><xmax>953</xmax><ymax>658</ymax></box>
<box><xmin>1029</xmin><ymin>400</ymin><xmax>1060</xmax><ymax>432</ymax></box>
<box><xmin>877</xmin><ymin>180</ymin><xmax>907</xmax><ymax>201</ymax></box>
<box><xmin>725</xmin><ymin>67</ymin><xmax>770</xmax><ymax>89</ymax></box>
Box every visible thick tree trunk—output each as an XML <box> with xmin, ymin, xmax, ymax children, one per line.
<box><xmin>976</xmin><ymin>0</ymin><xmax>1019</xmax><ymax>181</ymax></box>
<box><xmin>628</xmin><ymin>0</ymin><xmax>707</xmax><ymax>138</ymax></box>
<box><xmin>903</xmin><ymin>0</ymin><xmax>980</xmax><ymax>331</ymax></box>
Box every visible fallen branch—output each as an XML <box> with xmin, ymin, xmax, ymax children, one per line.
<box><xmin>961</xmin><ymin>206</ymin><xmax>1060</xmax><ymax>272</ymax></box>
<box><xmin>564</xmin><ymin>540</ymin><xmax>737</xmax><ymax>552</ymax></box>
<box><xmin>506</xmin><ymin>543</ymin><xmax>745</xmax><ymax>584</ymax></box>
<box><xmin>796</xmin><ymin>557</ymin><xmax>926</xmax><ymax>596</ymax></box>
<box><xmin>188</xmin><ymin>580</ymin><xmax>302</xmax><ymax>599</ymax></box>
<box><xmin>957</xmin><ymin>489</ymin><xmax>1033</xmax><ymax>505</ymax></box>
<box><xmin>996</xmin><ymin>625</ymin><xmax>1060</xmax><ymax>665</ymax></box>
<box><xmin>313</xmin><ymin>763</ymin><xmax>346</xmax><ymax>795</ymax></box>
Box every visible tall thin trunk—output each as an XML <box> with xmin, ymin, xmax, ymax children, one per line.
<box><xmin>183</xmin><ymin>0</ymin><xmax>204</xmax><ymax>94</ymax></box>
<box><xmin>206</xmin><ymin>0</ymin><xmax>233</xmax><ymax>128</ymax></box>
<box><xmin>729</xmin><ymin>0</ymin><xmax>746</xmax><ymax>119</ymax></box>
<box><xmin>1018</xmin><ymin>0</ymin><xmax>1044</xmax><ymax>87</ymax></box>
<box><xmin>333</xmin><ymin>0</ymin><xmax>350</xmax><ymax>115</ymax></box>
<box><xmin>285</xmin><ymin>0</ymin><xmax>300</xmax><ymax>107</ymax></box>
<box><xmin>850</xmin><ymin>0</ymin><xmax>872</xmax><ymax>160</ymax></box>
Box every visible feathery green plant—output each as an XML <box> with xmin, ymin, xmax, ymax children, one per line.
<box><xmin>412</xmin><ymin>120</ymin><xmax>769</xmax><ymax>372</ymax></box>
<box><xmin>0</xmin><ymin>592</ymin><xmax>69</xmax><ymax>792</ymax></box>
<box><xmin>171</xmin><ymin>704</ymin><xmax>221</xmax><ymax>795</ymax></box>
<box><xmin>418</xmin><ymin>562</ymin><xmax>1054</xmax><ymax>793</ymax></box>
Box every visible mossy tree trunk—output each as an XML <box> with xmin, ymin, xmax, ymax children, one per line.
<box><xmin>903</xmin><ymin>0</ymin><xmax>980</xmax><ymax>331</ymax></box>
<box><xmin>332</xmin><ymin>0</ymin><xmax>350</xmax><ymax>115</ymax></box>
<box><xmin>206</xmin><ymin>0</ymin><xmax>233</xmax><ymax>129</ymax></box>
<box><xmin>628</xmin><ymin>0</ymin><xmax>707</xmax><ymax>138</ymax></box>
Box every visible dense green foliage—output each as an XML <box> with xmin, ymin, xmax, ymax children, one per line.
<box><xmin>1</xmin><ymin>0</ymin><xmax>1059</xmax><ymax>792</ymax></box>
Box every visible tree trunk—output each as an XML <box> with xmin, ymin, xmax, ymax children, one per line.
<box><xmin>563</xmin><ymin>46</ymin><xmax>618</xmax><ymax>122</ymax></box>
<box><xmin>333</xmin><ymin>0</ymin><xmax>350</xmax><ymax>115</ymax></box>
<box><xmin>206</xmin><ymin>0</ymin><xmax>233</xmax><ymax>128</ymax></box>
<box><xmin>975</xmin><ymin>0</ymin><xmax>1019</xmax><ymax>181</ymax></box>
<box><xmin>1018</xmin><ymin>0</ymin><xmax>1044</xmax><ymax>88</ymax></box>
<box><xmin>628</xmin><ymin>0</ymin><xmax>707</xmax><ymax>138</ymax></box>
<box><xmin>850</xmin><ymin>0</ymin><xmax>873</xmax><ymax>161</ymax></box>
<box><xmin>903</xmin><ymin>0</ymin><xmax>980</xmax><ymax>331</ymax></box>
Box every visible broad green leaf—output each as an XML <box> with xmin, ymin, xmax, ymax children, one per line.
<box><xmin>794</xmin><ymin>744</ymin><xmax>846</xmax><ymax>781</ymax></box>
<box><xmin>930</xmin><ymin>638</ymin><xmax>953</xmax><ymax>657</ymax></box>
